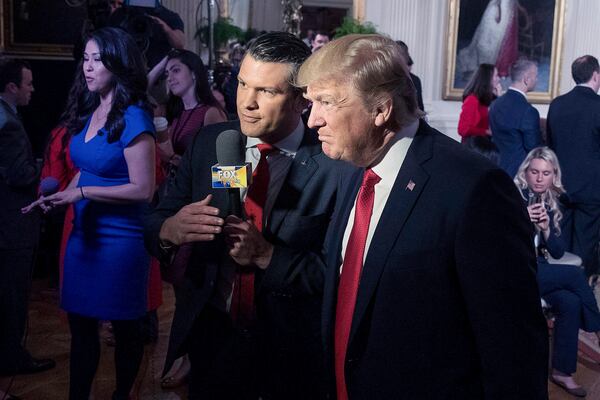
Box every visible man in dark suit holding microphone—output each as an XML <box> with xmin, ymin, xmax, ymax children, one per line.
<box><xmin>144</xmin><ymin>32</ymin><xmax>341</xmax><ymax>399</ymax></box>
<box><xmin>297</xmin><ymin>34</ymin><xmax>548</xmax><ymax>399</ymax></box>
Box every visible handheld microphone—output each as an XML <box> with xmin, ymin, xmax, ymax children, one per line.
<box><xmin>214</xmin><ymin>130</ymin><xmax>250</xmax><ymax>217</ymax></box>
<box><xmin>40</xmin><ymin>177</ymin><xmax>60</xmax><ymax>196</ymax></box>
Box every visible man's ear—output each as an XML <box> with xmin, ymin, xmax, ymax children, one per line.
<box><xmin>374</xmin><ymin>97</ymin><xmax>393</xmax><ymax>127</ymax></box>
<box><xmin>5</xmin><ymin>82</ymin><xmax>18</xmax><ymax>95</ymax></box>
<box><xmin>293</xmin><ymin>91</ymin><xmax>309</xmax><ymax>113</ymax></box>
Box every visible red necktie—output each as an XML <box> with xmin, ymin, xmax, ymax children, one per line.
<box><xmin>244</xmin><ymin>143</ymin><xmax>275</xmax><ymax>231</ymax></box>
<box><xmin>230</xmin><ymin>143</ymin><xmax>276</xmax><ymax>326</ymax></box>
<box><xmin>334</xmin><ymin>168</ymin><xmax>381</xmax><ymax>400</ymax></box>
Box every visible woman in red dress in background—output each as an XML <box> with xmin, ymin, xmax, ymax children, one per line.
<box><xmin>40</xmin><ymin>77</ymin><xmax>81</xmax><ymax>288</ymax></box>
<box><xmin>458</xmin><ymin>63</ymin><xmax>501</xmax><ymax>144</ymax></box>
<box><xmin>41</xmin><ymin>125</ymin><xmax>76</xmax><ymax>287</ymax></box>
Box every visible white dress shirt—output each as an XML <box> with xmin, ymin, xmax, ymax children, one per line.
<box><xmin>340</xmin><ymin>119</ymin><xmax>419</xmax><ymax>269</ymax></box>
<box><xmin>508</xmin><ymin>87</ymin><xmax>527</xmax><ymax>98</ymax></box>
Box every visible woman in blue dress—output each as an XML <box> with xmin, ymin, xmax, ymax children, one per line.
<box><xmin>515</xmin><ymin>147</ymin><xmax>600</xmax><ymax>398</ymax></box>
<box><xmin>24</xmin><ymin>27</ymin><xmax>156</xmax><ymax>399</ymax></box>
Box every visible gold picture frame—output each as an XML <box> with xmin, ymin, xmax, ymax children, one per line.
<box><xmin>443</xmin><ymin>0</ymin><xmax>565</xmax><ymax>104</ymax></box>
<box><xmin>1</xmin><ymin>0</ymin><xmax>86</xmax><ymax>59</ymax></box>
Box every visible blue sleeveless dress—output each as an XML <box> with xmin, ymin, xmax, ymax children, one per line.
<box><xmin>62</xmin><ymin>105</ymin><xmax>155</xmax><ymax>320</ymax></box>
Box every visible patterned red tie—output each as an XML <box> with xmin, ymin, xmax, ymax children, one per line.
<box><xmin>244</xmin><ymin>143</ymin><xmax>275</xmax><ymax>231</ymax></box>
<box><xmin>334</xmin><ymin>168</ymin><xmax>381</xmax><ymax>400</ymax></box>
<box><xmin>231</xmin><ymin>143</ymin><xmax>276</xmax><ymax>326</ymax></box>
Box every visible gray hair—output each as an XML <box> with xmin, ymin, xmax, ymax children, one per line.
<box><xmin>510</xmin><ymin>59</ymin><xmax>537</xmax><ymax>83</ymax></box>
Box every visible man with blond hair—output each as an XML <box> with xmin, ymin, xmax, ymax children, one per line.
<box><xmin>297</xmin><ymin>34</ymin><xmax>548</xmax><ymax>399</ymax></box>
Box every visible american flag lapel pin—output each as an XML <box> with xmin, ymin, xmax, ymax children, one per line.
<box><xmin>406</xmin><ymin>180</ymin><xmax>416</xmax><ymax>191</ymax></box>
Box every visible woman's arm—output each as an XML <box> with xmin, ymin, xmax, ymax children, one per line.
<box><xmin>528</xmin><ymin>203</ymin><xmax>565</xmax><ymax>259</ymax></box>
<box><xmin>22</xmin><ymin>170</ymin><xmax>81</xmax><ymax>214</ymax></box>
<box><xmin>458</xmin><ymin>96</ymin><xmax>487</xmax><ymax>137</ymax></box>
<box><xmin>45</xmin><ymin>134</ymin><xmax>156</xmax><ymax>206</ymax></box>
<box><xmin>147</xmin><ymin>56</ymin><xmax>168</xmax><ymax>89</ymax></box>
<box><xmin>543</xmin><ymin>227</ymin><xmax>566</xmax><ymax>260</ymax></box>
<box><xmin>80</xmin><ymin>134</ymin><xmax>155</xmax><ymax>203</ymax></box>
<box><xmin>147</xmin><ymin>15</ymin><xmax>185</xmax><ymax>50</ymax></box>
<box><xmin>540</xmin><ymin>207</ymin><xmax>566</xmax><ymax>259</ymax></box>
<box><xmin>66</xmin><ymin>171</ymin><xmax>80</xmax><ymax>190</ymax></box>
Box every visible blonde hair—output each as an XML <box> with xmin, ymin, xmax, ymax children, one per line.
<box><xmin>296</xmin><ymin>34</ymin><xmax>423</xmax><ymax>130</ymax></box>
<box><xmin>514</xmin><ymin>147</ymin><xmax>566</xmax><ymax>234</ymax></box>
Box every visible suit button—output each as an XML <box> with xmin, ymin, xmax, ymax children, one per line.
<box><xmin>209</xmin><ymin>280</ymin><xmax>215</xmax><ymax>287</ymax></box>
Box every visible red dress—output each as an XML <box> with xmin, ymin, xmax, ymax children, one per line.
<box><xmin>457</xmin><ymin>95</ymin><xmax>491</xmax><ymax>142</ymax></box>
<box><xmin>495</xmin><ymin>6</ymin><xmax>519</xmax><ymax>78</ymax></box>
<box><xmin>41</xmin><ymin>126</ymin><xmax>77</xmax><ymax>289</ymax></box>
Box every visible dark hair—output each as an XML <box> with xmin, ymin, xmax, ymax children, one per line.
<box><xmin>0</xmin><ymin>58</ymin><xmax>31</xmax><ymax>92</ymax></box>
<box><xmin>313</xmin><ymin>31</ymin><xmax>330</xmax><ymax>39</ymax></box>
<box><xmin>66</xmin><ymin>27</ymin><xmax>151</xmax><ymax>143</ymax></box>
<box><xmin>246</xmin><ymin>31</ymin><xmax>311</xmax><ymax>89</ymax></box>
<box><xmin>464</xmin><ymin>136</ymin><xmax>500</xmax><ymax>165</ymax></box>
<box><xmin>571</xmin><ymin>55</ymin><xmax>600</xmax><ymax>84</ymax></box>
<box><xmin>44</xmin><ymin>67</ymin><xmax>88</xmax><ymax>164</ymax></box>
<box><xmin>165</xmin><ymin>49</ymin><xmax>226</xmax><ymax>122</ymax></box>
<box><xmin>395</xmin><ymin>40</ymin><xmax>414</xmax><ymax>66</ymax></box>
<box><xmin>462</xmin><ymin>63</ymin><xmax>497</xmax><ymax>106</ymax></box>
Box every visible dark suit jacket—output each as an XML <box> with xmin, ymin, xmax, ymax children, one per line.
<box><xmin>547</xmin><ymin>85</ymin><xmax>600</xmax><ymax>204</ymax></box>
<box><xmin>489</xmin><ymin>89</ymin><xmax>542</xmax><ymax>178</ymax></box>
<box><xmin>322</xmin><ymin>121</ymin><xmax>549</xmax><ymax>399</ymax></box>
<box><xmin>0</xmin><ymin>99</ymin><xmax>40</xmax><ymax>249</ymax></box>
<box><xmin>144</xmin><ymin>120</ymin><xmax>343</xmax><ymax>396</ymax></box>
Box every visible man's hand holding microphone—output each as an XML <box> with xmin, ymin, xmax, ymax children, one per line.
<box><xmin>159</xmin><ymin>130</ymin><xmax>273</xmax><ymax>268</ymax></box>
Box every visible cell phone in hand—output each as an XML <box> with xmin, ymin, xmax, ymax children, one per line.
<box><xmin>528</xmin><ymin>193</ymin><xmax>542</xmax><ymax>207</ymax></box>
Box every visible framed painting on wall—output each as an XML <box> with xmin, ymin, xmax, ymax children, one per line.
<box><xmin>443</xmin><ymin>0</ymin><xmax>565</xmax><ymax>103</ymax></box>
<box><xmin>1</xmin><ymin>0</ymin><xmax>86</xmax><ymax>59</ymax></box>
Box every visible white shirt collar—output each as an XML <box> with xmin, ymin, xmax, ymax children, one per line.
<box><xmin>245</xmin><ymin>119</ymin><xmax>304</xmax><ymax>156</ymax></box>
<box><xmin>0</xmin><ymin>95</ymin><xmax>17</xmax><ymax>113</ymax></box>
<box><xmin>371</xmin><ymin>119</ymin><xmax>419</xmax><ymax>186</ymax></box>
<box><xmin>508</xmin><ymin>87</ymin><xmax>527</xmax><ymax>98</ymax></box>
<box><xmin>576</xmin><ymin>83</ymin><xmax>599</xmax><ymax>93</ymax></box>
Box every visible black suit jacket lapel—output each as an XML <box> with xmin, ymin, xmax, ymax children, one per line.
<box><xmin>266</xmin><ymin>126</ymin><xmax>320</xmax><ymax>236</ymax></box>
<box><xmin>348</xmin><ymin>121</ymin><xmax>433</xmax><ymax>346</ymax></box>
